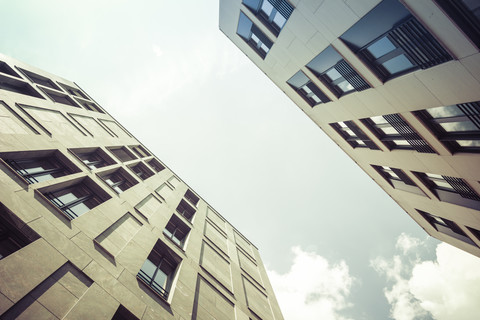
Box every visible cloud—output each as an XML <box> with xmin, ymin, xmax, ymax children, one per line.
<box><xmin>372</xmin><ymin>233</ymin><xmax>480</xmax><ymax>320</ymax></box>
<box><xmin>267</xmin><ymin>246</ymin><xmax>354</xmax><ymax>320</ymax></box>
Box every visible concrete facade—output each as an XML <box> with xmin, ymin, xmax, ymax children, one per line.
<box><xmin>0</xmin><ymin>54</ymin><xmax>284</xmax><ymax>320</ymax></box>
<box><xmin>219</xmin><ymin>0</ymin><xmax>480</xmax><ymax>257</ymax></box>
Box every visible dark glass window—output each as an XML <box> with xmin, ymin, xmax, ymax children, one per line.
<box><xmin>4</xmin><ymin>154</ymin><xmax>74</xmax><ymax>184</ymax></box>
<box><xmin>362</xmin><ymin>113</ymin><xmax>435</xmax><ymax>153</ymax></box>
<box><xmin>286</xmin><ymin>71</ymin><xmax>330</xmax><ymax>107</ymax></box>
<box><xmin>176</xmin><ymin>200</ymin><xmax>196</xmax><ymax>222</ymax></box>
<box><xmin>184</xmin><ymin>190</ymin><xmax>200</xmax><ymax>207</ymax></box>
<box><xmin>129</xmin><ymin>162</ymin><xmax>154</xmax><ymax>181</ymax></box>
<box><xmin>40</xmin><ymin>87</ymin><xmax>79</xmax><ymax>107</ymax></box>
<box><xmin>418</xmin><ymin>209</ymin><xmax>476</xmax><ymax>246</ymax></box>
<box><xmin>108</xmin><ymin>147</ymin><xmax>137</xmax><ymax>162</ymax></box>
<box><xmin>242</xmin><ymin>0</ymin><xmax>293</xmax><ymax>36</ymax></box>
<box><xmin>100</xmin><ymin>169</ymin><xmax>138</xmax><ymax>194</ymax></box>
<box><xmin>306</xmin><ymin>46</ymin><xmax>370</xmax><ymax>97</ymax></box>
<box><xmin>330</xmin><ymin>121</ymin><xmax>379</xmax><ymax>150</ymax></box>
<box><xmin>237</xmin><ymin>12</ymin><xmax>273</xmax><ymax>59</ymax></box>
<box><xmin>415</xmin><ymin>102</ymin><xmax>480</xmax><ymax>153</ymax></box>
<box><xmin>137</xmin><ymin>241</ymin><xmax>179</xmax><ymax>300</ymax></box>
<box><xmin>58</xmin><ymin>83</ymin><xmax>89</xmax><ymax>99</ymax></box>
<box><xmin>44</xmin><ymin>181</ymin><xmax>107</xmax><ymax>220</ymax></box>
<box><xmin>434</xmin><ymin>0</ymin><xmax>480</xmax><ymax>49</ymax></box>
<box><xmin>415</xmin><ymin>172</ymin><xmax>480</xmax><ymax>210</ymax></box>
<box><xmin>340</xmin><ymin>0</ymin><xmax>452</xmax><ymax>81</ymax></box>
<box><xmin>163</xmin><ymin>215</ymin><xmax>190</xmax><ymax>248</ymax></box>
<box><xmin>147</xmin><ymin>158</ymin><xmax>165</xmax><ymax>173</ymax></box>
<box><xmin>372</xmin><ymin>165</ymin><xmax>425</xmax><ymax>196</ymax></box>
<box><xmin>130</xmin><ymin>145</ymin><xmax>150</xmax><ymax>158</ymax></box>
<box><xmin>18</xmin><ymin>68</ymin><xmax>61</xmax><ymax>91</ymax></box>
<box><xmin>111</xmin><ymin>305</ymin><xmax>139</xmax><ymax>320</ymax></box>
<box><xmin>71</xmin><ymin>148</ymin><xmax>115</xmax><ymax>170</ymax></box>
<box><xmin>0</xmin><ymin>73</ymin><xmax>43</xmax><ymax>99</ymax></box>
<box><xmin>0</xmin><ymin>61</ymin><xmax>21</xmax><ymax>78</ymax></box>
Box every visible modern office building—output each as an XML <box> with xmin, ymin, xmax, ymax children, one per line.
<box><xmin>0</xmin><ymin>54</ymin><xmax>283</xmax><ymax>320</ymax></box>
<box><xmin>220</xmin><ymin>0</ymin><xmax>480</xmax><ymax>257</ymax></box>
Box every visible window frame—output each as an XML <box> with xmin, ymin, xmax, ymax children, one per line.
<box><xmin>242</xmin><ymin>0</ymin><xmax>294</xmax><ymax>36</ymax></box>
<box><xmin>330</xmin><ymin>121</ymin><xmax>380</xmax><ymax>150</ymax></box>
<box><xmin>237</xmin><ymin>11</ymin><xmax>273</xmax><ymax>59</ymax></box>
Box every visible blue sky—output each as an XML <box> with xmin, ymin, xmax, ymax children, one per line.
<box><xmin>2</xmin><ymin>1</ymin><xmax>480</xmax><ymax>319</ymax></box>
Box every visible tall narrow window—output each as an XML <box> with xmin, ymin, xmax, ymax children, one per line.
<box><xmin>184</xmin><ymin>189</ymin><xmax>200</xmax><ymax>207</ymax></box>
<box><xmin>3</xmin><ymin>152</ymin><xmax>78</xmax><ymax>184</ymax></box>
<box><xmin>237</xmin><ymin>12</ymin><xmax>273</xmax><ymax>59</ymax></box>
<box><xmin>176</xmin><ymin>200</ymin><xmax>196</xmax><ymax>222</ymax></box>
<box><xmin>137</xmin><ymin>241</ymin><xmax>179</xmax><ymax>300</ymax></box>
<box><xmin>415</xmin><ymin>172</ymin><xmax>480</xmax><ymax>210</ymax></box>
<box><xmin>415</xmin><ymin>102</ymin><xmax>480</xmax><ymax>153</ymax></box>
<box><xmin>287</xmin><ymin>71</ymin><xmax>330</xmax><ymax>107</ymax></box>
<box><xmin>418</xmin><ymin>209</ymin><xmax>476</xmax><ymax>246</ymax></box>
<box><xmin>340</xmin><ymin>0</ymin><xmax>452</xmax><ymax>81</ymax></box>
<box><xmin>306</xmin><ymin>46</ymin><xmax>370</xmax><ymax>97</ymax></box>
<box><xmin>330</xmin><ymin>121</ymin><xmax>379</xmax><ymax>150</ymax></box>
<box><xmin>100</xmin><ymin>168</ymin><xmax>138</xmax><ymax>194</ymax></box>
<box><xmin>130</xmin><ymin>145</ymin><xmax>150</xmax><ymax>158</ymax></box>
<box><xmin>163</xmin><ymin>215</ymin><xmax>190</xmax><ymax>248</ymax></box>
<box><xmin>129</xmin><ymin>162</ymin><xmax>154</xmax><ymax>181</ymax></box>
<box><xmin>147</xmin><ymin>158</ymin><xmax>165</xmax><ymax>173</ymax></box>
<box><xmin>242</xmin><ymin>0</ymin><xmax>293</xmax><ymax>36</ymax></box>
<box><xmin>362</xmin><ymin>114</ymin><xmax>435</xmax><ymax>153</ymax></box>
<box><xmin>43</xmin><ymin>180</ymin><xmax>109</xmax><ymax>220</ymax></box>
<box><xmin>372</xmin><ymin>165</ymin><xmax>425</xmax><ymax>196</ymax></box>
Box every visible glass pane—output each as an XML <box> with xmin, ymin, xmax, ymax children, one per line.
<box><xmin>68</xmin><ymin>202</ymin><xmax>90</xmax><ymax>216</ymax></box>
<box><xmin>33</xmin><ymin>173</ymin><xmax>55</xmax><ymax>182</ymax></box>
<box><xmin>370</xmin><ymin>116</ymin><xmax>387</xmax><ymax>125</ymax></box>
<box><xmin>382</xmin><ymin>54</ymin><xmax>414</xmax><ymax>74</ymax></box>
<box><xmin>392</xmin><ymin>140</ymin><xmax>409</xmax><ymax>146</ymax></box>
<box><xmin>55</xmin><ymin>191</ymin><xmax>79</xmax><ymax>204</ymax></box>
<box><xmin>439</xmin><ymin>121</ymin><xmax>477</xmax><ymax>132</ymax></box>
<box><xmin>140</xmin><ymin>259</ymin><xmax>157</xmax><ymax>279</ymax></box>
<box><xmin>300</xmin><ymin>85</ymin><xmax>312</xmax><ymax>95</ymax></box>
<box><xmin>433</xmin><ymin>180</ymin><xmax>454</xmax><ymax>190</ymax></box>
<box><xmin>311</xmin><ymin>95</ymin><xmax>321</xmax><ymax>104</ymax></box>
<box><xmin>367</xmin><ymin>37</ymin><xmax>396</xmax><ymax>58</ymax></box>
<box><xmin>153</xmin><ymin>269</ymin><xmax>168</xmax><ymax>289</ymax></box>
<box><xmin>260</xmin><ymin>0</ymin><xmax>273</xmax><ymax>16</ymax></box>
<box><xmin>356</xmin><ymin>140</ymin><xmax>366</xmax><ymax>146</ymax></box>
<box><xmin>426</xmin><ymin>105</ymin><xmax>464</xmax><ymax>118</ymax></box>
<box><xmin>426</xmin><ymin>173</ymin><xmax>444</xmax><ymax>180</ymax></box>
<box><xmin>325</xmin><ymin>68</ymin><xmax>342</xmax><ymax>81</ymax></box>
<box><xmin>457</xmin><ymin>140</ymin><xmax>480</xmax><ymax>147</ymax></box>
<box><xmin>260</xmin><ymin>43</ymin><xmax>270</xmax><ymax>53</ymax></box>
<box><xmin>344</xmin><ymin>128</ymin><xmax>355</xmax><ymax>137</ymax></box>
<box><xmin>251</xmin><ymin>33</ymin><xmax>260</xmax><ymax>45</ymax></box>
<box><xmin>336</xmin><ymin>80</ymin><xmax>354</xmax><ymax>93</ymax></box>
<box><xmin>338</xmin><ymin>122</ymin><xmax>348</xmax><ymax>128</ymax></box>
<box><xmin>379</xmin><ymin>126</ymin><xmax>398</xmax><ymax>135</ymax></box>
<box><xmin>273</xmin><ymin>12</ymin><xmax>286</xmax><ymax>28</ymax></box>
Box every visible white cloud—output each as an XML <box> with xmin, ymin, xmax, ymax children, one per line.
<box><xmin>372</xmin><ymin>234</ymin><xmax>480</xmax><ymax>320</ymax></box>
<box><xmin>267</xmin><ymin>246</ymin><xmax>354</xmax><ymax>320</ymax></box>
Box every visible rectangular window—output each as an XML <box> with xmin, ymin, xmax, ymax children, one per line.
<box><xmin>129</xmin><ymin>162</ymin><xmax>154</xmax><ymax>181</ymax></box>
<box><xmin>112</xmin><ymin>305</ymin><xmax>139</xmax><ymax>320</ymax></box>
<box><xmin>2</xmin><ymin>151</ymin><xmax>79</xmax><ymax>184</ymax></box>
<box><xmin>184</xmin><ymin>189</ymin><xmax>200</xmax><ymax>207</ymax></box>
<box><xmin>99</xmin><ymin>168</ymin><xmax>138</xmax><ymax>194</ymax></box>
<box><xmin>237</xmin><ymin>11</ymin><xmax>273</xmax><ymax>59</ymax></box>
<box><xmin>415</xmin><ymin>172</ymin><xmax>480</xmax><ymax>210</ymax></box>
<box><xmin>130</xmin><ymin>145</ymin><xmax>151</xmax><ymax>158</ymax></box>
<box><xmin>42</xmin><ymin>179</ymin><xmax>110</xmax><ymax>220</ymax></box>
<box><xmin>58</xmin><ymin>82</ymin><xmax>89</xmax><ymax>99</ymax></box>
<box><xmin>418</xmin><ymin>209</ymin><xmax>476</xmax><ymax>246</ymax></box>
<box><xmin>39</xmin><ymin>87</ymin><xmax>80</xmax><ymax>107</ymax></box>
<box><xmin>434</xmin><ymin>0</ymin><xmax>480</xmax><ymax>49</ymax></box>
<box><xmin>362</xmin><ymin>114</ymin><xmax>435</xmax><ymax>153</ymax></box>
<box><xmin>287</xmin><ymin>71</ymin><xmax>330</xmax><ymax>107</ymax></box>
<box><xmin>415</xmin><ymin>101</ymin><xmax>480</xmax><ymax>153</ymax></box>
<box><xmin>0</xmin><ymin>73</ymin><xmax>43</xmax><ymax>99</ymax></box>
<box><xmin>176</xmin><ymin>199</ymin><xmax>196</xmax><ymax>222</ymax></box>
<box><xmin>242</xmin><ymin>0</ymin><xmax>293</xmax><ymax>36</ymax></box>
<box><xmin>18</xmin><ymin>68</ymin><xmax>62</xmax><ymax>91</ymax></box>
<box><xmin>372</xmin><ymin>165</ymin><xmax>425</xmax><ymax>196</ymax></box>
<box><xmin>340</xmin><ymin>0</ymin><xmax>452</xmax><ymax>81</ymax></box>
<box><xmin>306</xmin><ymin>46</ymin><xmax>370</xmax><ymax>97</ymax></box>
<box><xmin>147</xmin><ymin>158</ymin><xmax>165</xmax><ymax>173</ymax></box>
<box><xmin>0</xmin><ymin>61</ymin><xmax>21</xmax><ymax>78</ymax></box>
<box><xmin>330</xmin><ymin>121</ymin><xmax>379</xmax><ymax>150</ymax></box>
<box><xmin>137</xmin><ymin>240</ymin><xmax>180</xmax><ymax>300</ymax></box>
<box><xmin>163</xmin><ymin>215</ymin><xmax>190</xmax><ymax>248</ymax></box>
<box><xmin>70</xmin><ymin>147</ymin><xmax>116</xmax><ymax>170</ymax></box>
<box><xmin>108</xmin><ymin>146</ymin><xmax>137</xmax><ymax>162</ymax></box>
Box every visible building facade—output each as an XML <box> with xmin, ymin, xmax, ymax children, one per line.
<box><xmin>219</xmin><ymin>0</ymin><xmax>480</xmax><ymax>257</ymax></box>
<box><xmin>0</xmin><ymin>54</ymin><xmax>283</xmax><ymax>320</ymax></box>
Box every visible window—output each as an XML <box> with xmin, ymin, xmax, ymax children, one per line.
<box><xmin>129</xmin><ymin>162</ymin><xmax>154</xmax><ymax>181</ymax></box>
<box><xmin>18</xmin><ymin>68</ymin><xmax>62</xmax><ymax>91</ymax></box>
<box><xmin>137</xmin><ymin>241</ymin><xmax>179</xmax><ymax>300</ymax></box>
<box><xmin>415</xmin><ymin>172</ymin><xmax>480</xmax><ymax>210</ymax></box>
<box><xmin>163</xmin><ymin>215</ymin><xmax>190</xmax><ymax>248</ymax></box>
<box><xmin>147</xmin><ymin>158</ymin><xmax>165</xmax><ymax>173</ymax></box>
<box><xmin>58</xmin><ymin>83</ymin><xmax>89</xmax><ymax>99</ymax></box>
<box><xmin>99</xmin><ymin>168</ymin><xmax>138</xmax><ymax>194</ymax></box>
<box><xmin>176</xmin><ymin>199</ymin><xmax>196</xmax><ymax>222</ymax></box>
<box><xmin>3</xmin><ymin>151</ymin><xmax>78</xmax><ymax>184</ymax></box>
<box><xmin>242</xmin><ymin>0</ymin><xmax>293</xmax><ymax>36</ymax></box>
<box><xmin>372</xmin><ymin>165</ymin><xmax>425</xmax><ymax>196</ymax></box>
<box><xmin>435</xmin><ymin>0</ymin><xmax>480</xmax><ymax>49</ymax></box>
<box><xmin>418</xmin><ymin>209</ymin><xmax>476</xmax><ymax>246</ymax></box>
<box><xmin>330</xmin><ymin>121</ymin><xmax>379</xmax><ymax>150</ymax></box>
<box><xmin>70</xmin><ymin>147</ymin><xmax>116</xmax><ymax>170</ymax></box>
<box><xmin>108</xmin><ymin>146</ymin><xmax>137</xmax><ymax>162</ymax></box>
<box><xmin>362</xmin><ymin>114</ymin><xmax>435</xmax><ymax>153</ymax></box>
<box><xmin>0</xmin><ymin>203</ymin><xmax>39</xmax><ymax>260</ymax></box>
<box><xmin>237</xmin><ymin>12</ymin><xmax>273</xmax><ymax>59</ymax></box>
<box><xmin>130</xmin><ymin>145</ymin><xmax>150</xmax><ymax>158</ymax></box>
<box><xmin>43</xmin><ymin>179</ymin><xmax>109</xmax><ymax>220</ymax></box>
<box><xmin>111</xmin><ymin>305</ymin><xmax>139</xmax><ymax>320</ymax></box>
<box><xmin>0</xmin><ymin>61</ymin><xmax>20</xmax><ymax>78</ymax></box>
<box><xmin>286</xmin><ymin>71</ymin><xmax>330</xmax><ymax>106</ymax></box>
<box><xmin>306</xmin><ymin>46</ymin><xmax>370</xmax><ymax>97</ymax></box>
<box><xmin>184</xmin><ymin>189</ymin><xmax>199</xmax><ymax>207</ymax></box>
<box><xmin>40</xmin><ymin>87</ymin><xmax>79</xmax><ymax>107</ymax></box>
<box><xmin>340</xmin><ymin>0</ymin><xmax>452</xmax><ymax>81</ymax></box>
<box><xmin>415</xmin><ymin>101</ymin><xmax>480</xmax><ymax>153</ymax></box>
<box><xmin>0</xmin><ymin>73</ymin><xmax>43</xmax><ymax>98</ymax></box>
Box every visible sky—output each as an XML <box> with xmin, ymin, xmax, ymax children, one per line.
<box><xmin>2</xmin><ymin>1</ymin><xmax>480</xmax><ymax>319</ymax></box>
